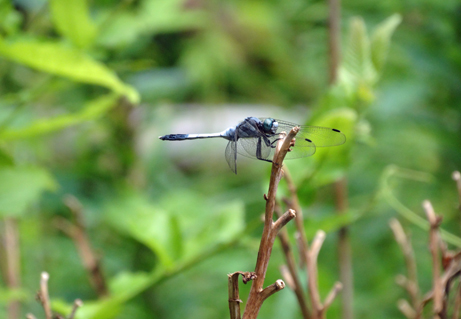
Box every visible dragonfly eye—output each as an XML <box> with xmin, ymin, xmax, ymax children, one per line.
<box><xmin>263</xmin><ymin>118</ymin><xmax>278</xmax><ymax>134</ymax></box>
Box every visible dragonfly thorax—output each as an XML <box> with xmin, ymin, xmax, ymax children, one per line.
<box><xmin>262</xmin><ymin>118</ymin><xmax>278</xmax><ymax>134</ymax></box>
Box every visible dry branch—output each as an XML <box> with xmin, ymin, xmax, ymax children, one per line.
<box><xmin>55</xmin><ymin>195</ymin><xmax>108</xmax><ymax>297</ymax></box>
<box><xmin>29</xmin><ymin>272</ymin><xmax>83</xmax><ymax>319</ymax></box>
<box><xmin>241</xmin><ymin>128</ymin><xmax>299</xmax><ymax>319</ymax></box>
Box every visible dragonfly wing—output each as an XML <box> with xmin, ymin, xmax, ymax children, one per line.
<box><xmin>275</xmin><ymin>120</ymin><xmax>346</xmax><ymax>147</ymax></box>
<box><xmin>237</xmin><ymin>137</ymin><xmax>272</xmax><ymax>160</ymax></box>
<box><xmin>225</xmin><ymin>140</ymin><xmax>238</xmax><ymax>174</ymax></box>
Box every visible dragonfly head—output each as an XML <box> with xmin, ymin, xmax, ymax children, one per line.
<box><xmin>262</xmin><ymin>118</ymin><xmax>279</xmax><ymax>134</ymax></box>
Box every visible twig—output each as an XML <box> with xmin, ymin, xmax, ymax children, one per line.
<box><xmin>228</xmin><ymin>272</ymin><xmax>243</xmax><ymax>319</ymax></box>
<box><xmin>283</xmin><ymin>167</ymin><xmax>310</xmax><ymax>269</ymax></box>
<box><xmin>30</xmin><ymin>272</ymin><xmax>83</xmax><ymax>319</ymax></box>
<box><xmin>277</xmin><ymin>224</ymin><xmax>311</xmax><ymax>319</ymax></box>
<box><xmin>307</xmin><ymin>231</ymin><xmax>326</xmax><ymax>318</ymax></box>
<box><xmin>452</xmin><ymin>171</ymin><xmax>461</xmax><ymax>211</ymax></box>
<box><xmin>452</xmin><ymin>281</ymin><xmax>461</xmax><ymax>319</ymax></box>
<box><xmin>389</xmin><ymin>218</ymin><xmax>420</xmax><ymax>310</ymax></box>
<box><xmin>397</xmin><ymin>299</ymin><xmax>417</xmax><ymax>319</ymax></box>
<box><xmin>4</xmin><ymin>218</ymin><xmax>20</xmax><ymax>319</ymax></box>
<box><xmin>39</xmin><ymin>272</ymin><xmax>53</xmax><ymax>319</ymax></box>
<box><xmin>423</xmin><ymin>200</ymin><xmax>443</xmax><ymax>318</ymax></box>
<box><xmin>57</xmin><ymin>195</ymin><xmax>108</xmax><ymax>297</ymax></box>
<box><xmin>69</xmin><ymin>299</ymin><xmax>83</xmax><ymax>319</ymax></box>
<box><xmin>322</xmin><ymin>282</ymin><xmax>343</xmax><ymax>312</ymax></box>
<box><xmin>241</xmin><ymin>128</ymin><xmax>299</xmax><ymax>319</ymax></box>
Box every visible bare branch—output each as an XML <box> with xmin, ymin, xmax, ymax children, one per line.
<box><xmin>307</xmin><ymin>231</ymin><xmax>326</xmax><ymax>318</ymax></box>
<box><xmin>61</xmin><ymin>195</ymin><xmax>108</xmax><ymax>297</ymax></box>
<box><xmin>452</xmin><ymin>281</ymin><xmax>461</xmax><ymax>319</ymax></box>
<box><xmin>4</xmin><ymin>218</ymin><xmax>21</xmax><ymax>319</ymax></box>
<box><xmin>242</xmin><ymin>127</ymin><xmax>299</xmax><ymax>319</ymax></box>
<box><xmin>283</xmin><ymin>167</ymin><xmax>310</xmax><ymax>268</ymax></box>
<box><xmin>273</xmin><ymin>209</ymin><xmax>296</xmax><ymax>233</ymax></box>
<box><xmin>278</xmin><ymin>229</ymin><xmax>311</xmax><ymax>319</ymax></box>
<box><xmin>452</xmin><ymin>171</ymin><xmax>461</xmax><ymax>210</ymax></box>
<box><xmin>69</xmin><ymin>299</ymin><xmax>83</xmax><ymax>319</ymax></box>
<box><xmin>423</xmin><ymin>200</ymin><xmax>443</xmax><ymax>317</ymax></box>
<box><xmin>228</xmin><ymin>272</ymin><xmax>243</xmax><ymax>319</ymax></box>
<box><xmin>397</xmin><ymin>299</ymin><xmax>417</xmax><ymax>319</ymax></box>
<box><xmin>260</xmin><ymin>280</ymin><xmax>286</xmax><ymax>301</ymax></box>
<box><xmin>39</xmin><ymin>272</ymin><xmax>52</xmax><ymax>319</ymax></box>
<box><xmin>389</xmin><ymin>219</ymin><xmax>420</xmax><ymax>309</ymax></box>
<box><xmin>322</xmin><ymin>282</ymin><xmax>343</xmax><ymax>312</ymax></box>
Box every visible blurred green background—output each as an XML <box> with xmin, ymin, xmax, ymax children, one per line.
<box><xmin>0</xmin><ymin>0</ymin><xmax>460</xmax><ymax>318</ymax></box>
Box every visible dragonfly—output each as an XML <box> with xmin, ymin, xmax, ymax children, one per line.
<box><xmin>159</xmin><ymin>116</ymin><xmax>346</xmax><ymax>174</ymax></box>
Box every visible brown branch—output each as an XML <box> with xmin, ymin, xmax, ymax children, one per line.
<box><xmin>307</xmin><ymin>231</ymin><xmax>326</xmax><ymax>318</ymax></box>
<box><xmin>228</xmin><ymin>272</ymin><xmax>244</xmax><ymax>319</ymax></box>
<box><xmin>277</xmin><ymin>228</ymin><xmax>311</xmax><ymax>319</ymax></box>
<box><xmin>4</xmin><ymin>218</ymin><xmax>21</xmax><ymax>319</ymax></box>
<box><xmin>260</xmin><ymin>280</ymin><xmax>286</xmax><ymax>300</ymax></box>
<box><xmin>397</xmin><ymin>299</ymin><xmax>417</xmax><ymax>319</ymax></box>
<box><xmin>57</xmin><ymin>195</ymin><xmax>108</xmax><ymax>297</ymax></box>
<box><xmin>69</xmin><ymin>299</ymin><xmax>83</xmax><ymax>319</ymax></box>
<box><xmin>452</xmin><ymin>171</ymin><xmax>461</xmax><ymax>211</ymax></box>
<box><xmin>38</xmin><ymin>272</ymin><xmax>53</xmax><ymax>319</ymax></box>
<box><xmin>423</xmin><ymin>200</ymin><xmax>443</xmax><ymax>318</ymax></box>
<box><xmin>452</xmin><ymin>281</ymin><xmax>461</xmax><ymax>319</ymax></box>
<box><xmin>301</xmin><ymin>230</ymin><xmax>341</xmax><ymax>319</ymax></box>
<box><xmin>242</xmin><ymin>127</ymin><xmax>299</xmax><ymax>319</ymax></box>
<box><xmin>389</xmin><ymin>218</ymin><xmax>420</xmax><ymax>311</ymax></box>
<box><xmin>283</xmin><ymin>167</ymin><xmax>310</xmax><ymax>269</ymax></box>
<box><xmin>322</xmin><ymin>282</ymin><xmax>343</xmax><ymax>313</ymax></box>
<box><xmin>30</xmin><ymin>272</ymin><xmax>83</xmax><ymax>319</ymax></box>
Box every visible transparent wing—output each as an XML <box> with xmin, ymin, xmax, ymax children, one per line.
<box><xmin>237</xmin><ymin>137</ymin><xmax>272</xmax><ymax>160</ymax></box>
<box><xmin>258</xmin><ymin>118</ymin><xmax>345</xmax><ymax>159</ymax></box>
<box><xmin>274</xmin><ymin>119</ymin><xmax>346</xmax><ymax>147</ymax></box>
<box><xmin>225</xmin><ymin>140</ymin><xmax>237</xmax><ymax>174</ymax></box>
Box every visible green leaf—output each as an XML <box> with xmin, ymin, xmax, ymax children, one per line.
<box><xmin>0</xmin><ymin>94</ymin><xmax>118</xmax><ymax>140</ymax></box>
<box><xmin>370</xmin><ymin>14</ymin><xmax>402</xmax><ymax>73</ymax></box>
<box><xmin>0</xmin><ymin>147</ymin><xmax>14</xmax><ymax>167</ymax></box>
<box><xmin>0</xmin><ymin>38</ymin><xmax>139</xmax><ymax>103</ymax></box>
<box><xmin>109</xmin><ymin>272</ymin><xmax>153</xmax><ymax>300</ymax></box>
<box><xmin>340</xmin><ymin>17</ymin><xmax>377</xmax><ymax>89</ymax></box>
<box><xmin>103</xmin><ymin>192</ymin><xmax>178</xmax><ymax>269</ymax></box>
<box><xmin>305</xmin><ymin>209</ymin><xmax>363</xmax><ymax>237</ymax></box>
<box><xmin>0</xmin><ymin>166</ymin><xmax>57</xmax><ymax>217</ymax></box>
<box><xmin>50</xmin><ymin>0</ymin><xmax>97</xmax><ymax>48</ymax></box>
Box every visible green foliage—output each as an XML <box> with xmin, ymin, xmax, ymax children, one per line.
<box><xmin>0</xmin><ymin>94</ymin><xmax>119</xmax><ymax>140</ymax></box>
<box><xmin>0</xmin><ymin>1</ymin><xmax>460</xmax><ymax>319</ymax></box>
<box><xmin>50</xmin><ymin>0</ymin><xmax>97</xmax><ymax>48</ymax></box>
<box><xmin>0</xmin><ymin>39</ymin><xmax>138</xmax><ymax>103</ymax></box>
<box><xmin>0</xmin><ymin>166</ymin><xmax>57</xmax><ymax>217</ymax></box>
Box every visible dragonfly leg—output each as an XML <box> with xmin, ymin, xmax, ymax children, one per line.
<box><xmin>256</xmin><ymin>137</ymin><xmax>273</xmax><ymax>163</ymax></box>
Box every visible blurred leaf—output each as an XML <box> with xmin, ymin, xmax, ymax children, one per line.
<box><xmin>50</xmin><ymin>0</ymin><xmax>97</xmax><ymax>48</ymax></box>
<box><xmin>98</xmin><ymin>0</ymin><xmax>206</xmax><ymax>48</ymax></box>
<box><xmin>0</xmin><ymin>1</ymin><xmax>22</xmax><ymax>35</ymax></box>
<box><xmin>305</xmin><ymin>209</ymin><xmax>362</xmax><ymax>237</ymax></box>
<box><xmin>158</xmin><ymin>191</ymin><xmax>245</xmax><ymax>260</ymax></box>
<box><xmin>0</xmin><ymin>166</ymin><xmax>57</xmax><ymax>217</ymax></box>
<box><xmin>104</xmin><ymin>192</ymin><xmax>178</xmax><ymax>269</ymax></box>
<box><xmin>339</xmin><ymin>17</ymin><xmax>377</xmax><ymax>100</ymax></box>
<box><xmin>0</xmin><ymin>94</ymin><xmax>119</xmax><ymax>140</ymax></box>
<box><xmin>109</xmin><ymin>271</ymin><xmax>153</xmax><ymax>301</ymax></box>
<box><xmin>0</xmin><ymin>147</ymin><xmax>14</xmax><ymax>166</ymax></box>
<box><xmin>0</xmin><ymin>38</ymin><xmax>139</xmax><ymax>103</ymax></box>
<box><xmin>0</xmin><ymin>287</ymin><xmax>28</xmax><ymax>303</ymax></box>
<box><xmin>370</xmin><ymin>14</ymin><xmax>402</xmax><ymax>73</ymax></box>
<box><xmin>310</xmin><ymin>108</ymin><xmax>358</xmax><ymax>185</ymax></box>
